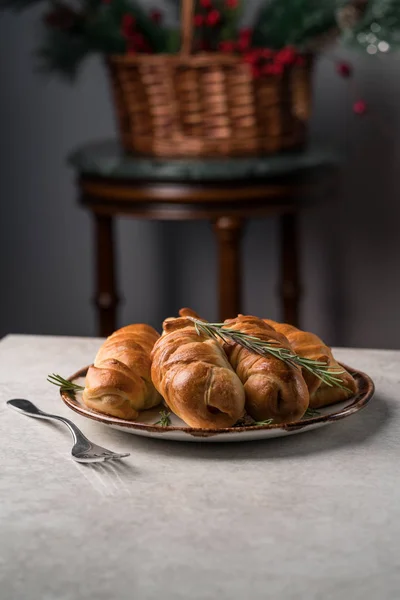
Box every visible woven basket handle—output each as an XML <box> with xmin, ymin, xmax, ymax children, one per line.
<box><xmin>181</xmin><ymin>0</ymin><xmax>195</xmax><ymax>55</ymax></box>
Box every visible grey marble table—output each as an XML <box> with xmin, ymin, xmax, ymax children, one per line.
<box><xmin>0</xmin><ymin>334</ymin><xmax>399</xmax><ymax>600</ymax></box>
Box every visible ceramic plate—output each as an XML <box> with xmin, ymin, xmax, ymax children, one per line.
<box><xmin>59</xmin><ymin>364</ymin><xmax>375</xmax><ymax>443</ymax></box>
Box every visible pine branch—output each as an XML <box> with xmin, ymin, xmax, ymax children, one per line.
<box><xmin>36</xmin><ymin>28</ymin><xmax>91</xmax><ymax>78</ymax></box>
<box><xmin>107</xmin><ymin>0</ymin><xmax>168</xmax><ymax>53</ymax></box>
<box><xmin>252</xmin><ymin>0</ymin><xmax>339</xmax><ymax>50</ymax></box>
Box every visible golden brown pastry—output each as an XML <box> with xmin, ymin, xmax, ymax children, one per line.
<box><xmin>223</xmin><ymin>315</ymin><xmax>309</xmax><ymax>423</ymax></box>
<box><xmin>151</xmin><ymin>317</ymin><xmax>245</xmax><ymax>428</ymax></box>
<box><xmin>178</xmin><ymin>307</ymin><xmax>203</xmax><ymax>320</ymax></box>
<box><xmin>264</xmin><ymin>320</ymin><xmax>356</xmax><ymax>408</ymax></box>
<box><xmin>83</xmin><ymin>324</ymin><xmax>162</xmax><ymax>420</ymax></box>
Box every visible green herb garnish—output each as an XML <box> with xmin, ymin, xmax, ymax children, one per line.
<box><xmin>252</xmin><ymin>418</ymin><xmax>274</xmax><ymax>426</ymax></box>
<box><xmin>47</xmin><ymin>373</ymin><xmax>84</xmax><ymax>395</ymax></box>
<box><xmin>189</xmin><ymin>318</ymin><xmax>349</xmax><ymax>392</ymax></box>
<box><xmin>303</xmin><ymin>407</ymin><xmax>321</xmax><ymax>419</ymax></box>
<box><xmin>155</xmin><ymin>410</ymin><xmax>171</xmax><ymax>427</ymax></box>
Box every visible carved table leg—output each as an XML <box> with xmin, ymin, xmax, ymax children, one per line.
<box><xmin>93</xmin><ymin>213</ymin><xmax>119</xmax><ymax>337</ymax></box>
<box><xmin>280</xmin><ymin>212</ymin><xmax>301</xmax><ymax>327</ymax></box>
<box><xmin>213</xmin><ymin>216</ymin><xmax>243</xmax><ymax>321</ymax></box>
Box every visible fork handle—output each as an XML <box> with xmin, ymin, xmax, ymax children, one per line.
<box><xmin>7</xmin><ymin>399</ymin><xmax>92</xmax><ymax>452</ymax></box>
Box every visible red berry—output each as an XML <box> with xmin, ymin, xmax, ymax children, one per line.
<box><xmin>263</xmin><ymin>63</ymin><xmax>284</xmax><ymax>76</ymax></box>
<box><xmin>121</xmin><ymin>14</ymin><xmax>135</xmax><ymax>37</ymax></box>
<box><xmin>206</xmin><ymin>9</ymin><xmax>220</xmax><ymax>26</ymax></box>
<box><xmin>226</xmin><ymin>0</ymin><xmax>238</xmax><ymax>7</ymax></box>
<box><xmin>218</xmin><ymin>40</ymin><xmax>235</xmax><ymax>53</ymax></box>
<box><xmin>240</xmin><ymin>28</ymin><xmax>252</xmax><ymax>39</ymax></box>
<box><xmin>193</xmin><ymin>14</ymin><xmax>204</xmax><ymax>27</ymax></box>
<box><xmin>353</xmin><ymin>100</ymin><xmax>367</xmax><ymax>115</ymax></box>
<box><xmin>276</xmin><ymin>46</ymin><xmax>297</xmax><ymax>65</ymax></box>
<box><xmin>122</xmin><ymin>14</ymin><xmax>135</xmax><ymax>28</ymax></box>
<box><xmin>336</xmin><ymin>61</ymin><xmax>352</xmax><ymax>77</ymax></box>
<box><xmin>243</xmin><ymin>50</ymin><xmax>257</xmax><ymax>64</ymax></box>
<box><xmin>150</xmin><ymin>9</ymin><xmax>162</xmax><ymax>24</ymax></box>
<box><xmin>252</xmin><ymin>65</ymin><xmax>261</xmax><ymax>79</ymax></box>
<box><xmin>260</xmin><ymin>48</ymin><xmax>273</xmax><ymax>58</ymax></box>
<box><xmin>132</xmin><ymin>32</ymin><xmax>146</xmax><ymax>49</ymax></box>
<box><xmin>127</xmin><ymin>41</ymin><xmax>136</xmax><ymax>54</ymax></box>
<box><xmin>200</xmin><ymin>0</ymin><xmax>212</xmax><ymax>7</ymax></box>
<box><xmin>237</xmin><ymin>36</ymin><xmax>251</xmax><ymax>53</ymax></box>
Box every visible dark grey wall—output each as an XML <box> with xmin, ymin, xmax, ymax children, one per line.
<box><xmin>1</xmin><ymin>2</ymin><xmax>399</xmax><ymax>348</ymax></box>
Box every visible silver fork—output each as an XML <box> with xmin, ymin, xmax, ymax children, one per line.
<box><xmin>7</xmin><ymin>399</ymin><xmax>130</xmax><ymax>463</ymax></box>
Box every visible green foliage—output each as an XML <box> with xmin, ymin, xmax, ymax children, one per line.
<box><xmin>37</xmin><ymin>0</ymin><xmax>169</xmax><ymax>75</ymax></box>
<box><xmin>252</xmin><ymin>0</ymin><xmax>340</xmax><ymax>49</ymax></box>
<box><xmin>219</xmin><ymin>0</ymin><xmax>242</xmax><ymax>42</ymax></box>
<box><xmin>2</xmin><ymin>0</ymin><xmax>400</xmax><ymax>77</ymax></box>
<box><xmin>164</xmin><ymin>28</ymin><xmax>181</xmax><ymax>53</ymax></box>
<box><xmin>115</xmin><ymin>0</ymin><xmax>168</xmax><ymax>53</ymax></box>
<box><xmin>37</xmin><ymin>29</ymin><xmax>90</xmax><ymax>79</ymax></box>
<box><xmin>83</xmin><ymin>9</ymin><xmax>126</xmax><ymax>55</ymax></box>
<box><xmin>340</xmin><ymin>0</ymin><xmax>400</xmax><ymax>49</ymax></box>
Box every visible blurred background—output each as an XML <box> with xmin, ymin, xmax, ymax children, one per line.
<box><xmin>0</xmin><ymin>0</ymin><xmax>399</xmax><ymax>347</ymax></box>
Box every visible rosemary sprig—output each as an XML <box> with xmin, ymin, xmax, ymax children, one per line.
<box><xmin>253</xmin><ymin>418</ymin><xmax>274</xmax><ymax>426</ymax></box>
<box><xmin>47</xmin><ymin>373</ymin><xmax>84</xmax><ymax>394</ymax></box>
<box><xmin>155</xmin><ymin>410</ymin><xmax>171</xmax><ymax>427</ymax></box>
<box><xmin>303</xmin><ymin>407</ymin><xmax>321</xmax><ymax>419</ymax></box>
<box><xmin>188</xmin><ymin>318</ymin><xmax>349</xmax><ymax>391</ymax></box>
<box><xmin>253</xmin><ymin>409</ymin><xmax>320</xmax><ymax>425</ymax></box>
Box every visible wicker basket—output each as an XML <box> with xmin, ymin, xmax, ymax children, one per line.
<box><xmin>107</xmin><ymin>0</ymin><xmax>313</xmax><ymax>157</ymax></box>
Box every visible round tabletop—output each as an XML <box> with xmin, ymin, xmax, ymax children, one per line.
<box><xmin>68</xmin><ymin>140</ymin><xmax>342</xmax><ymax>183</ymax></box>
<box><xmin>70</xmin><ymin>141</ymin><xmax>342</xmax><ymax>332</ymax></box>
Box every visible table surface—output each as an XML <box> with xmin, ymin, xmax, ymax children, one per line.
<box><xmin>68</xmin><ymin>140</ymin><xmax>341</xmax><ymax>181</ymax></box>
<box><xmin>0</xmin><ymin>335</ymin><xmax>399</xmax><ymax>600</ymax></box>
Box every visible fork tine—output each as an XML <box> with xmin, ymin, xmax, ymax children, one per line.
<box><xmin>75</xmin><ymin>457</ymin><xmax>108</xmax><ymax>464</ymax></box>
<box><xmin>6</xmin><ymin>399</ymin><xmax>131</xmax><ymax>464</ymax></box>
<box><xmin>103</xmin><ymin>453</ymin><xmax>130</xmax><ymax>461</ymax></box>
<box><xmin>73</xmin><ymin>452</ymin><xmax>130</xmax><ymax>463</ymax></box>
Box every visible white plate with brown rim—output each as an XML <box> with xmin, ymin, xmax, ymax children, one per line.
<box><xmin>58</xmin><ymin>363</ymin><xmax>375</xmax><ymax>443</ymax></box>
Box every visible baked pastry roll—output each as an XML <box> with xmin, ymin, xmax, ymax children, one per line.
<box><xmin>179</xmin><ymin>307</ymin><xmax>202</xmax><ymax>319</ymax></box>
<box><xmin>264</xmin><ymin>320</ymin><xmax>356</xmax><ymax>408</ymax></box>
<box><xmin>151</xmin><ymin>316</ymin><xmax>245</xmax><ymax>428</ymax></box>
<box><xmin>83</xmin><ymin>324</ymin><xmax>162</xmax><ymax>419</ymax></box>
<box><xmin>223</xmin><ymin>315</ymin><xmax>309</xmax><ymax>423</ymax></box>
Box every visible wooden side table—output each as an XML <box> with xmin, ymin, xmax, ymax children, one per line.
<box><xmin>69</xmin><ymin>142</ymin><xmax>339</xmax><ymax>337</ymax></box>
